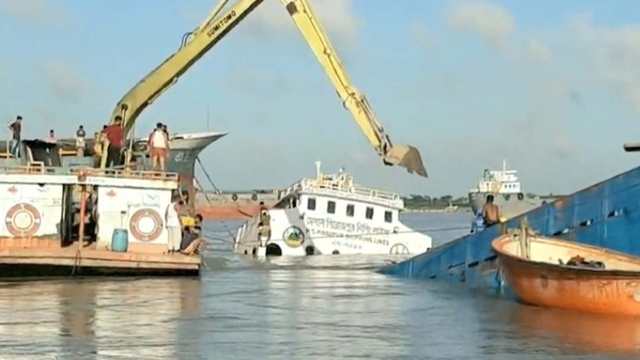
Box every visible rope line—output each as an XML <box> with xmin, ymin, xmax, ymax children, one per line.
<box><xmin>70</xmin><ymin>249</ymin><xmax>82</xmax><ymax>277</ymax></box>
<box><xmin>195</xmin><ymin>156</ymin><xmax>238</xmax><ymax>239</ymax></box>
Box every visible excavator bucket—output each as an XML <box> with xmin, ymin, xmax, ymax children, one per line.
<box><xmin>384</xmin><ymin>145</ymin><xmax>428</xmax><ymax>178</ymax></box>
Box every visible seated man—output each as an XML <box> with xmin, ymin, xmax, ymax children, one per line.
<box><xmin>180</xmin><ymin>225</ymin><xmax>204</xmax><ymax>256</ymax></box>
<box><xmin>482</xmin><ymin>195</ymin><xmax>500</xmax><ymax>227</ymax></box>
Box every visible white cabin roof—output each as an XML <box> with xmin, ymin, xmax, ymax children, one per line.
<box><xmin>469</xmin><ymin>159</ymin><xmax>523</xmax><ymax>194</ymax></box>
<box><xmin>279</xmin><ymin>171</ymin><xmax>405</xmax><ymax>210</ymax></box>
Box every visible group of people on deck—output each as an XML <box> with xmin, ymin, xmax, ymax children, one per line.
<box><xmin>8</xmin><ymin>115</ymin><xmax>171</xmax><ymax>172</ymax></box>
<box><xmin>8</xmin><ymin>115</ymin><xmax>86</xmax><ymax>158</ymax></box>
<box><xmin>96</xmin><ymin>117</ymin><xmax>171</xmax><ymax>171</ymax></box>
<box><xmin>166</xmin><ymin>190</ymin><xmax>205</xmax><ymax>256</ymax></box>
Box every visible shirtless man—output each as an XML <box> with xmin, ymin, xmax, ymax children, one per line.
<box><xmin>482</xmin><ymin>195</ymin><xmax>500</xmax><ymax>226</ymax></box>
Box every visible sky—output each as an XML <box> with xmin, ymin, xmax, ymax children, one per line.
<box><xmin>1</xmin><ymin>0</ymin><xmax>640</xmax><ymax>197</ymax></box>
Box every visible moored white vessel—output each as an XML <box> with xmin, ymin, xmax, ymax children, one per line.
<box><xmin>468</xmin><ymin>160</ymin><xmax>544</xmax><ymax>220</ymax></box>
<box><xmin>233</xmin><ymin>161</ymin><xmax>433</xmax><ymax>257</ymax></box>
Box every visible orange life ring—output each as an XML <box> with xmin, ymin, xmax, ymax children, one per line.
<box><xmin>5</xmin><ymin>203</ymin><xmax>42</xmax><ymax>237</ymax></box>
<box><xmin>129</xmin><ymin>208</ymin><xmax>164</xmax><ymax>242</ymax></box>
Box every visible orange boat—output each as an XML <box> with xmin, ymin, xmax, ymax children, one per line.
<box><xmin>492</xmin><ymin>226</ymin><xmax>640</xmax><ymax>316</ymax></box>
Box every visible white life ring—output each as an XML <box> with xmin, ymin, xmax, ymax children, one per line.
<box><xmin>5</xmin><ymin>203</ymin><xmax>41</xmax><ymax>237</ymax></box>
<box><xmin>129</xmin><ymin>208</ymin><xmax>164</xmax><ymax>242</ymax></box>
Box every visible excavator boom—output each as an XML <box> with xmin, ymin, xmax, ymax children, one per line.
<box><xmin>109</xmin><ymin>0</ymin><xmax>266</xmax><ymax>134</ymax></box>
<box><xmin>280</xmin><ymin>0</ymin><xmax>427</xmax><ymax>177</ymax></box>
<box><xmin>105</xmin><ymin>0</ymin><xmax>427</xmax><ymax>178</ymax></box>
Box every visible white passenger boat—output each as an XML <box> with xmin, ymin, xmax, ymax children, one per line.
<box><xmin>233</xmin><ymin>162</ymin><xmax>433</xmax><ymax>257</ymax></box>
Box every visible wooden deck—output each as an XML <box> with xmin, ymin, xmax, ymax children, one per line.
<box><xmin>0</xmin><ymin>241</ymin><xmax>201</xmax><ymax>278</ymax></box>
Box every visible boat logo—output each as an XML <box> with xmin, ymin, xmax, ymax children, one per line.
<box><xmin>282</xmin><ymin>226</ymin><xmax>305</xmax><ymax>248</ymax></box>
<box><xmin>389</xmin><ymin>243</ymin><xmax>409</xmax><ymax>254</ymax></box>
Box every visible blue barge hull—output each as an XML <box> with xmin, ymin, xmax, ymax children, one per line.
<box><xmin>379</xmin><ymin>165</ymin><xmax>640</xmax><ymax>290</ymax></box>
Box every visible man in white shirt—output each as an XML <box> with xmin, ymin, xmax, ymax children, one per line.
<box><xmin>147</xmin><ymin>122</ymin><xmax>170</xmax><ymax>171</ymax></box>
<box><xmin>165</xmin><ymin>194</ymin><xmax>183</xmax><ymax>254</ymax></box>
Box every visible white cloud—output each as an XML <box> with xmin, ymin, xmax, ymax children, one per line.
<box><xmin>0</xmin><ymin>0</ymin><xmax>67</xmax><ymax>26</ymax></box>
<box><xmin>36</xmin><ymin>60</ymin><xmax>89</xmax><ymax>102</ymax></box>
<box><xmin>409</xmin><ymin>23</ymin><xmax>432</xmax><ymax>49</ymax></box>
<box><xmin>247</xmin><ymin>0</ymin><xmax>362</xmax><ymax>44</ymax></box>
<box><xmin>568</xmin><ymin>13</ymin><xmax>640</xmax><ymax>114</ymax></box>
<box><xmin>528</xmin><ymin>37</ymin><xmax>552</xmax><ymax>63</ymax></box>
<box><xmin>445</xmin><ymin>1</ymin><xmax>515</xmax><ymax>49</ymax></box>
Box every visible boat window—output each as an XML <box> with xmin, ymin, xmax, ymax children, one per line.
<box><xmin>307</xmin><ymin>197</ymin><xmax>316</xmax><ymax>210</ymax></box>
<box><xmin>327</xmin><ymin>201</ymin><xmax>336</xmax><ymax>214</ymax></box>
<box><xmin>384</xmin><ymin>210</ymin><xmax>393</xmax><ymax>223</ymax></box>
<box><xmin>346</xmin><ymin>204</ymin><xmax>354</xmax><ymax>217</ymax></box>
<box><xmin>365</xmin><ymin>207</ymin><xmax>374</xmax><ymax>220</ymax></box>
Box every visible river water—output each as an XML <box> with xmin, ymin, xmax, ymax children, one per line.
<box><xmin>0</xmin><ymin>213</ymin><xmax>638</xmax><ymax>359</ymax></box>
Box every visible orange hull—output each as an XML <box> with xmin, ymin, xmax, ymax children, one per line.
<box><xmin>196</xmin><ymin>204</ymin><xmax>264</xmax><ymax>221</ymax></box>
<box><xmin>493</xmin><ymin>234</ymin><xmax>640</xmax><ymax>316</ymax></box>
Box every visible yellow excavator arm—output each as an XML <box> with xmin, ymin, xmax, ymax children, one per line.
<box><xmin>281</xmin><ymin>0</ymin><xmax>427</xmax><ymax>177</ymax></box>
<box><xmin>107</xmin><ymin>0</ymin><xmax>266</xmax><ymax>136</ymax></box>
<box><xmin>103</xmin><ymin>0</ymin><xmax>427</xmax><ymax>178</ymax></box>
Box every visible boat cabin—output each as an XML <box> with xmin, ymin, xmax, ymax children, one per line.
<box><xmin>0</xmin><ymin>157</ymin><xmax>199</xmax><ymax>276</ymax></box>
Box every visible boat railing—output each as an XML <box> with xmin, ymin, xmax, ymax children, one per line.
<box><xmin>0</xmin><ymin>163</ymin><xmax>179</xmax><ymax>181</ymax></box>
<box><xmin>70</xmin><ymin>168</ymin><xmax>180</xmax><ymax>181</ymax></box>
<box><xmin>281</xmin><ymin>177</ymin><xmax>404</xmax><ymax>208</ymax></box>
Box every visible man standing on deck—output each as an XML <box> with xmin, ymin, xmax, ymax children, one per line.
<box><xmin>148</xmin><ymin>122</ymin><xmax>169</xmax><ymax>171</ymax></box>
<box><xmin>166</xmin><ymin>194</ymin><xmax>183</xmax><ymax>254</ymax></box>
<box><xmin>104</xmin><ymin>116</ymin><xmax>124</xmax><ymax>168</ymax></box>
<box><xmin>482</xmin><ymin>195</ymin><xmax>500</xmax><ymax>227</ymax></box>
<box><xmin>8</xmin><ymin>115</ymin><xmax>22</xmax><ymax>157</ymax></box>
<box><xmin>75</xmin><ymin>125</ymin><xmax>86</xmax><ymax>157</ymax></box>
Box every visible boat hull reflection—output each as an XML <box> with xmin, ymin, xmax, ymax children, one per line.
<box><xmin>0</xmin><ymin>278</ymin><xmax>202</xmax><ymax>359</ymax></box>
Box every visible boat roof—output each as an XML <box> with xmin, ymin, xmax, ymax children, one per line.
<box><xmin>279</xmin><ymin>171</ymin><xmax>405</xmax><ymax>210</ymax></box>
<box><xmin>0</xmin><ymin>131</ymin><xmax>228</xmax><ymax>158</ymax></box>
<box><xmin>0</xmin><ymin>165</ymin><xmax>179</xmax><ymax>189</ymax></box>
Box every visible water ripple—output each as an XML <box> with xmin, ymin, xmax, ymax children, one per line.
<box><xmin>0</xmin><ymin>213</ymin><xmax>636</xmax><ymax>359</ymax></box>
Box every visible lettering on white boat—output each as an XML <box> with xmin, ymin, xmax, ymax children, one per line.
<box><xmin>126</xmin><ymin>194</ymin><xmax>160</xmax><ymax>207</ymax></box>
<box><xmin>304</xmin><ymin>216</ymin><xmax>391</xmax><ymax>246</ymax></box>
